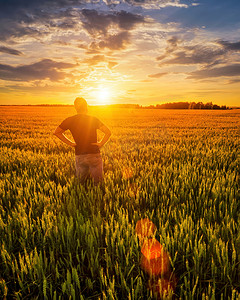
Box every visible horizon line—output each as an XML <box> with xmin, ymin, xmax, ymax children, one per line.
<box><xmin>0</xmin><ymin>103</ymin><xmax>239</xmax><ymax>108</ymax></box>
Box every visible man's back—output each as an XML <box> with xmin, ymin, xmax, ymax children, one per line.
<box><xmin>59</xmin><ymin>114</ymin><xmax>103</xmax><ymax>155</ymax></box>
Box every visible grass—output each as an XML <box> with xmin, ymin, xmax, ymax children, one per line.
<box><xmin>0</xmin><ymin>106</ymin><xmax>239</xmax><ymax>299</ymax></box>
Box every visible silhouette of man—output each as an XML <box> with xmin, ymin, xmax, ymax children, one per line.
<box><xmin>54</xmin><ymin>97</ymin><xmax>111</xmax><ymax>184</ymax></box>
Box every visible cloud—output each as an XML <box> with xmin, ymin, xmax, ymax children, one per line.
<box><xmin>165</xmin><ymin>36</ymin><xmax>179</xmax><ymax>53</ymax></box>
<box><xmin>108</xmin><ymin>61</ymin><xmax>118</xmax><ymax>69</ymax></box>
<box><xmin>103</xmin><ymin>0</ymin><xmax>188</xmax><ymax>9</ymax></box>
<box><xmin>0</xmin><ymin>0</ymin><xmax>188</xmax><ymax>11</ymax></box>
<box><xmin>161</xmin><ymin>48</ymin><xmax>225</xmax><ymax>66</ymax></box>
<box><xmin>81</xmin><ymin>9</ymin><xmax>113</xmax><ymax>36</ymax></box>
<box><xmin>82</xmin><ymin>55</ymin><xmax>105</xmax><ymax>66</ymax></box>
<box><xmin>0</xmin><ymin>1</ymin><xmax>146</xmax><ymax>57</ymax></box>
<box><xmin>227</xmin><ymin>78</ymin><xmax>240</xmax><ymax>84</ymax></box>
<box><xmin>0</xmin><ymin>82</ymin><xmax>81</xmax><ymax>94</ymax></box>
<box><xmin>0</xmin><ymin>23</ymin><xmax>44</xmax><ymax>42</ymax></box>
<box><xmin>81</xmin><ymin>9</ymin><xmax>146</xmax><ymax>53</ymax></box>
<box><xmin>217</xmin><ymin>40</ymin><xmax>240</xmax><ymax>51</ymax></box>
<box><xmin>116</xmin><ymin>10</ymin><xmax>146</xmax><ymax>30</ymax></box>
<box><xmin>0</xmin><ymin>59</ymin><xmax>75</xmax><ymax>82</ymax></box>
<box><xmin>82</xmin><ymin>54</ymin><xmax>118</xmax><ymax>69</ymax></box>
<box><xmin>81</xmin><ymin>9</ymin><xmax>145</xmax><ymax>36</ymax></box>
<box><xmin>148</xmin><ymin>72</ymin><xmax>167</xmax><ymax>78</ymax></box>
<box><xmin>90</xmin><ymin>31</ymin><xmax>130</xmax><ymax>50</ymax></box>
<box><xmin>188</xmin><ymin>64</ymin><xmax>240</xmax><ymax>80</ymax></box>
<box><xmin>156</xmin><ymin>36</ymin><xmax>240</xmax><ymax>82</ymax></box>
<box><xmin>82</xmin><ymin>9</ymin><xmax>145</xmax><ymax>52</ymax></box>
<box><xmin>0</xmin><ymin>2</ymin><xmax>80</xmax><ymax>41</ymax></box>
<box><xmin>158</xmin><ymin>37</ymin><xmax>226</xmax><ymax>66</ymax></box>
<box><xmin>156</xmin><ymin>36</ymin><xmax>180</xmax><ymax>60</ymax></box>
<box><xmin>0</xmin><ymin>46</ymin><xmax>23</xmax><ymax>55</ymax></box>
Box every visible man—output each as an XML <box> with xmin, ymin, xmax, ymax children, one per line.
<box><xmin>54</xmin><ymin>97</ymin><xmax>111</xmax><ymax>184</ymax></box>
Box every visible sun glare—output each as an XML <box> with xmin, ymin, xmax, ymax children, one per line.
<box><xmin>97</xmin><ymin>86</ymin><xmax>111</xmax><ymax>105</ymax></box>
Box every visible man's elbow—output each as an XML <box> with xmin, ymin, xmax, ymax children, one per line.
<box><xmin>107</xmin><ymin>129</ymin><xmax>111</xmax><ymax>137</ymax></box>
<box><xmin>53</xmin><ymin>130</ymin><xmax>62</xmax><ymax>138</ymax></box>
<box><xmin>53</xmin><ymin>126</ymin><xmax>63</xmax><ymax>136</ymax></box>
<box><xmin>106</xmin><ymin>126</ymin><xmax>111</xmax><ymax>135</ymax></box>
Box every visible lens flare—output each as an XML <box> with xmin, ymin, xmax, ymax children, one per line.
<box><xmin>140</xmin><ymin>239</ymin><xmax>171</xmax><ymax>276</ymax></box>
<box><xmin>135</xmin><ymin>218</ymin><xmax>157</xmax><ymax>240</ymax></box>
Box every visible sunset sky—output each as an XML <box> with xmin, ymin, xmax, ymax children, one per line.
<box><xmin>0</xmin><ymin>0</ymin><xmax>240</xmax><ymax>106</ymax></box>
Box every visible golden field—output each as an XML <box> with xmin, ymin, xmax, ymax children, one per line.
<box><xmin>0</xmin><ymin>106</ymin><xmax>239</xmax><ymax>299</ymax></box>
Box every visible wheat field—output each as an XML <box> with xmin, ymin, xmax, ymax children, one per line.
<box><xmin>0</xmin><ymin>106</ymin><xmax>239</xmax><ymax>299</ymax></box>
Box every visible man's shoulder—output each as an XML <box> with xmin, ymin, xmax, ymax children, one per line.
<box><xmin>59</xmin><ymin>114</ymin><xmax>78</xmax><ymax>129</ymax></box>
<box><xmin>64</xmin><ymin>114</ymin><xmax>99</xmax><ymax>125</ymax></box>
<box><xmin>61</xmin><ymin>114</ymin><xmax>77</xmax><ymax>120</ymax></box>
<box><xmin>64</xmin><ymin>114</ymin><xmax>81</xmax><ymax>122</ymax></box>
<box><xmin>90</xmin><ymin>115</ymin><xmax>100</xmax><ymax>121</ymax></box>
<box><xmin>83</xmin><ymin>114</ymin><xmax>99</xmax><ymax>122</ymax></box>
<box><xmin>64</xmin><ymin>114</ymin><xmax>97</xmax><ymax>121</ymax></box>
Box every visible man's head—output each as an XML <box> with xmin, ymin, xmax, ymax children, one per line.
<box><xmin>74</xmin><ymin>97</ymin><xmax>87</xmax><ymax>113</ymax></box>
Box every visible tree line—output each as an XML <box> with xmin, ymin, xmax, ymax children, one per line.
<box><xmin>4</xmin><ymin>102</ymin><xmax>230</xmax><ymax>109</ymax></box>
<box><xmin>139</xmin><ymin>102</ymin><xmax>228</xmax><ymax>110</ymax></box>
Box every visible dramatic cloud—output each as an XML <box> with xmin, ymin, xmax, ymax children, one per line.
<box><xmin>161</xmin><ymin>48</ymin><xmax>225</xmax><ymax>66</ymax></box>
<box><xmin>0</xmin><ymin>23</ymin><xmax>44</xmax><ymax>42</ymax></box>
<box><xmin>188</xmin><ymin>64</ymin><xmax>240</xmax><ymax>80</ymax></box>
<box><xmin>81</xmin><ymin>10</ymin><xmax>142</xmax><ymax>51</ymax></box>
<box><xmin>89</xmin><ymin>31</ymin><xmax>130</xmax><ymax>51</ymax></box>
<box><xmin>155</xmin><ymin>36</ymin><xmax>240</xmax><ymax>84</ymax></box>
<box><xmin>148</xmin><ymin>72</ymin><xmax>167</xmax><ymax>78</ymax></box>
<box><xmin>0</xmin><ymin>59</ymin><xmax>75</xmax><ymax>82</ymax></box>
<box><xmin>81</xmin><ymin>54</ymin><xmax>119</xmax><ymax>69</ymax></box>
<box><xmin>0</xmin><ymin>1</ymin><xmax>84</xmax><ymax>41</ymax></box>
<box><xmin>0</xmin><ymin>0</ymin><xmax>186</xmax><ymax>9</ymax></box>
<box><xmin>108</xmin><ymin>61</ymin><xmax>118</xmax><ymax>69</ymax></box>
<box><xmin>81</xmin><ymin>9</ymin><xmax>145</xmax><ymax>36</ymax></box>
<box><xmin>82</xmin><ymin>55</ymin><xmax>105</xmax><ymax>66</ymax></box>
<box><xmin>0</xmin><ymin>8</ymin><xmax>74</xmax><ymax>41</ymax></box>
<box><xmin>156</xmin><ymin>37</ymin><xmax>179</xmax><ymax>60</ymax></box>
<box><xmin>81</xmin><ymin>9</ymin><xmax>113</xmax><ymax>36</ymax></box>
<box><xmin>158</xmin><ymin>37</ymin><xmax>226</xmax><ymax>66</ymax></box>
<box><xmin>116</xmin><ymin>10</ymin><xmax>146</xmax><ymax>30</ymax></box>
<box><xmin>216</xmin><ymin>40</ymin><xmax>240</xmax><ymax>51</ymax></box>
<box><xmin>165</xmin><ymin>36</ymin><xmax>179</xmax><ymax>53</ymax></box>
<box><xmin>0</xmin><ymin>46</ymin><xmax>23</xmax><ymax>56</ymax></box>
<box><xmin>0</xmin><ymin>0</ymin><xmax>240</xmax><ymax>105</ymax></box>
<box><xmin>227</xmin><ymin>78</ymin><xmax>240</xmax><ymax>84</ymax></box>
<box><xmin>103</xmin><ymin>0</ymin><xmax>188</xmax><ymax>8</ymax></box>
<box><xmin>98</xmin><ymin>31</ymin><xmax>130</xmax><ymax>50</ymax></box>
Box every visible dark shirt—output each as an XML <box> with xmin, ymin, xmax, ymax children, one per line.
<box><xmin>59</xmin><ymin>114</ymin><xmax>103</xmax><ymax>155</ymax></box>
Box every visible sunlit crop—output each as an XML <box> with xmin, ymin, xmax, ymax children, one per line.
<box><xmin>0</xmin><ymin>106</ymin><xmax>239</xmax><ymax>299</ymax></box>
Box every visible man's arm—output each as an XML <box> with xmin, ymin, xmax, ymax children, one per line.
<box><xmin>92</xmin><ymin>124</ymin><xmax>111</xmax><ymax>148</ymax></box>
<box><xmin>53</xmin><ymin>126</ymin><xmax>76</xmax><ymax>147</ymax></box>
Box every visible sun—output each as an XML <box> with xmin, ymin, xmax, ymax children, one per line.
<box><xmin>97</xmin><ymin>86</ymin><xmax>111</xmax><ymax>105</ymax></box>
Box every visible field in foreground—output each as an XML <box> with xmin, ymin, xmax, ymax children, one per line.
<box><xmin>0</xmin><ymin>106</ymin><xmax>239</xmax><ymax>299</ymax></box>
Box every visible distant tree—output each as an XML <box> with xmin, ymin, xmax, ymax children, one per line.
<box><xmin>141</xmin><ymin>101</ymin><xmax>228</xmax><ymax>110</ymax></box>
<box><xmin>204</xmin><ymin>102</ymin><xmax>213</xmax><ymax>109</ymax></box>
<box><xmin>178</xmin><ymin>102</ymin><xmax>189</xmax><ymax>109</ymax></box>
<box><xmin>189</xmin><ymin>102</ymin><xmax>196</xmax><ymax>109</ymax></box>
<box><xmin>157</xmin><ymin>102</ymin><xmax>189</xmax><ymax>109</ymax></box>
<box><xmin>195</xmin><ymin>102</ymin><xmax>202</xmax><ymax>109</ymax></box>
